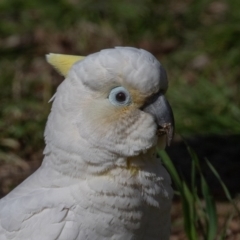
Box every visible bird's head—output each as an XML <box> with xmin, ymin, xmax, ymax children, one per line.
<box><xmin>45</xmin><ymin>47</ymin><xmax>174</xmax><ymax>160</ymax></box>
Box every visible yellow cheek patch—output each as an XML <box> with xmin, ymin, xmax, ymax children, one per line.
<box><xmin>95</xmin><ymin>88</ymin><xmax>148</xmax><ymax>132</ymax></box>
<box><xmin>46</xmin><ymin>53</ymin><xmax>85</xmax><ymax>77</ymax></box>
<box><xmin>129</xmin><ymin>89</ymin><xmax>148</xmax><ymax>107</ymax></box>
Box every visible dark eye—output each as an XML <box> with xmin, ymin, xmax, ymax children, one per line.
<box><xmin>116</xmin><ymin>92</ymin><xmax>126</xmax><ymax>102</ymax></box>
<box><xmin>109</xmin><ymin>87</ymin><xmax>131</xmax><ymax>106</ymax></box>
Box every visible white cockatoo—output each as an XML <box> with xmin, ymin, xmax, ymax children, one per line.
<box><xmin>0</xmin><ymin>47</ymin><xmax>174</xmax><ymax>240</ymax></box>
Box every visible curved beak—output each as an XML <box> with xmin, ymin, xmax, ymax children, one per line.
<box><xmin>143</xmin><ymin>94</ymin><xmax>175</xmax><ymax>146</ymax></box>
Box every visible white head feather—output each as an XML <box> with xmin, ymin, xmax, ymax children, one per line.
<box><xmin>44</xmin><ymin>47</ymin><xmax>170</xmax><ymax>175</ymax></box>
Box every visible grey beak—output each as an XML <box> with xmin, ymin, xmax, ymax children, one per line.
<box><xmin>143</xmin><ymin>94</ymin><xmax>174</xmax><ymax>146</ymax></box>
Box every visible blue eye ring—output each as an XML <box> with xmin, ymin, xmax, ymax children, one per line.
<box><xmin>108</xmin><ymin>86</ymin><xmax>131</xmax><ymax>106</ymax></box>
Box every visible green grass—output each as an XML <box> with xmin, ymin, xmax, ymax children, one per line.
<box><xmin>0</xmin><ymin>1</ymin><xmax>240</xmax><ymax>236</ymax></box>
<box><xmin>158</xmin><ymin>147</ymin><xmax>240</xmax><ymax>239</ymax></box>
<box><xmin>167</xmin><ymin>74</ymin><xmax>240</xmax><ymax>135</ymax></box>
<box><xmin>1</xmin><ymin>1</ymin><xmax>239</xmax><ymax>145</ymax></box>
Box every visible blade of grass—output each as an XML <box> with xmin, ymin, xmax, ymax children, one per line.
<box><xmin>181</xmin><ymin>182</ymin><xmax>199</xmax><ymax>240</ymax></box>
<box><xmin>200</xmin><ymin>174</ymin><xmax>217</xmax><ymax>240</ymax></box>
<box><xmin>159</xmin><ymin>146</ymin><xmax>238</xmax><ymax>240</ymax></box>
<box><xmin>187</xmin><ymin>145</ymin><xmax>218</xmax><ymax>239</ymax></box>
<box><xmin>158</xmin><ymin>149</ymin><xmax>198</xmax><ymax>239</ymax></box>
<box><xmin>206</xmin><ymin>159</ymin><xmax>240</xmax><ymax>217</ymax></box>
<box><xmin>158</xmin><ymin>150</ymin><xmax>182</xmax><ymax>190</ymax></box>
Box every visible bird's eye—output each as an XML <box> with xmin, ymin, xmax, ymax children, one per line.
<box><xmin>108</xmin><ymin>86</ymin><xmax>131</xmax><ymax>106</ymax></box>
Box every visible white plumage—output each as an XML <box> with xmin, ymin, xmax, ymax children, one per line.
<box><xmin>0</xmin><ymin>47</ymin><xmax>174</xmax><ymax>240</ymax></box>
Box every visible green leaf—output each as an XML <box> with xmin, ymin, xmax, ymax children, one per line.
<box><xmin>200</xmin><ymin>174</ymin><xmax>217</xmax><ymax>239</ymax></box>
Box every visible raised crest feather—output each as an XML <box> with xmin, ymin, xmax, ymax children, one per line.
<box><xmin>46</xmin><ymin>53</ymin><xmax>85</xmax><ymax>77</ymax></box>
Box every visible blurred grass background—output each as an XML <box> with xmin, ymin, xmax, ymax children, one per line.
<box><xmin>1</xmin><ymin>0</ymin><xmax>240</xmax><ymax>192</ymax></box>
<box><xmin>1</xmin><ymin>0</ymin><xmax>240</xmax><ymax>238</ymax></box>
<box><xmin>0</xmin><ymin>0</ymin><xmax>240</xmax><ymax>191</ymax></box>
<box><xmin>1</xmin><ymin>0</ymin><xmax>240</xmax><ymax>137</ymax></box>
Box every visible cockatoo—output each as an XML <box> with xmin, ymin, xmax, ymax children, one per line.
<box><xmin>0</xmin><ymin>47</ymin><xmax>174</xmax><ymax>240</ymax></box>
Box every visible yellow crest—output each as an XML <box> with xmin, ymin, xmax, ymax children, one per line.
<box><xmin>46</xmin><ymin>53</ymin><xmax>85</xmax><ymax>77</ymax></box>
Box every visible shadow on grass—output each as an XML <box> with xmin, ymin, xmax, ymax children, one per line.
<box><xmin>167</xmin><ymin>134</ymin><xmax>240</xmax><ymax>199</ymax></box>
